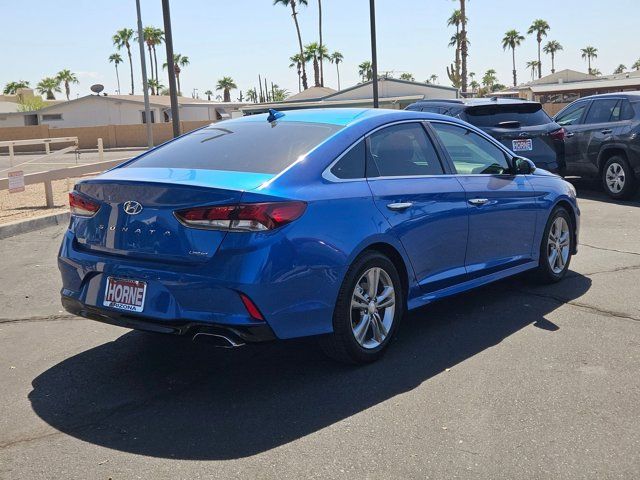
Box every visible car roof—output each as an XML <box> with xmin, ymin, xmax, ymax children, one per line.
<box><xmin>576</xmin><ymin>91</ymin><xmax>640</xmax><ymax>101</ymax></box>
<box><xmin>226</xmin><ymin>107</ymin><xmax>469</xmax><ymax>128</ymax></box>
<box><xmin>411</xmin><ymin>97</ymin><xmax>541</xmax><ymax>108</ymax></box>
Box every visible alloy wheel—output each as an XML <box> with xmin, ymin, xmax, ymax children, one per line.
<box><xmin>605</xmin><ymin>162</ymin><xmax>626</xmax><ymax>194</ymax></box>
<box><xmin>350</xmin><ymin>267</ymin><xmax>396</xmax><ymax>349</ymax></box>
<box><xmin>547</xmin><ymin>216</ymin><xmax>570</xmax><ymax>274</ymax></box>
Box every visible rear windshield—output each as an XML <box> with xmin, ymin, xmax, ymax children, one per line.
<box><xmin>126</xmin><ymin>121</ymin><xmax>343</xmax><ymax>174</ymax></box>
<box><xmin>465</xmin><ymin>103</ymin><xmax>551</xmax><ymax>127</ymax></box>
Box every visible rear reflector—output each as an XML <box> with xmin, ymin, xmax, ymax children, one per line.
<box><xmin>175</xmin><ymin>201</ymin><xmax>306</xmax><ymax>232</ymax></box>
<box><xmin>550</xmin><ymin>127</ymin><xmax>566</xmax><ymax>141</ymax></box>
<box><xmin>239</xmin><ymin>293</ymin><xmax>265</xmax><ymax>321</ymax></box>
<box><xmin>69</xmin><ymin>191</ymin><xmax>100</xmax><ymax>217</ymax></box>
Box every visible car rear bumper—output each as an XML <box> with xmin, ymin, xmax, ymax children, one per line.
<box><xmin>61</xmin><ymin>295</ymin><xmax>276</xmax><ymax>344</ymax></box>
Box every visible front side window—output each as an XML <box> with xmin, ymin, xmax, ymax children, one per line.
<box><xmin>367</xmin><ymin>123</ymin><xmax>444</xmax><ymax>177</ymax></box>
<box><xmin>127</xmin><ymin>121</ymin><xmax>343</xmax><ymax>174</ymax></box>
<box><xmin>555</xmin><ymin>102</ymin><xmax>588</xmax><ymax>126</ymax></box>
<box><xmin>431</xmin><ymin>123</ymin><xmax>510</xmax><ymax>175</ymax></box>
<box><xmin>584</xmin><ymin>99</ymin><xmax>620</xmax><ymax>124</ymax></box>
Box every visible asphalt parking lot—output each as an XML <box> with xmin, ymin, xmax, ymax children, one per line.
<box><xmin>0</xmin><ymin>186</ymin><xmax>638</xmax><ymax>479</ymax></box>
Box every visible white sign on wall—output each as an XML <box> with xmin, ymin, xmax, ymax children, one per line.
<box><xmin>8</xmin><ymin>170</ymin><xmax>25</xmax><ymax>193</ymax></box>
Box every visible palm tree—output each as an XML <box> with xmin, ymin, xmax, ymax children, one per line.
<box><xmin>447</xmin><ymin>10</ymin><xmax>464</xmax><ymax>89</ymax></box>
<box><xmin>581</xmin><ymin>46</ymin><xmax>598</xmax><ymax>75</ymax></box>
<box><xmin>216</xmin><ymin>76</ymin><xmax>237</xmax><ymax>102</ymax></box>
<box><xmin>329</xmin><ymin>51</ymin><xmax>343</xmax><ymax>90</ymax></box>
<box><xmin>204</xmin><ymin>89</ymin><xmax>213</xmax><ymax>101</ymax></box>
<box><xmin>245</xmin><ymin>88</ymin><xmax>258</xmax><ymax>103</ymax></box>
<box><xmin>400</xmin><ymin>73</ymin><xmax>415</xmax><ymax>81</ymax></box>
<box><xmin>430</xmin><ymin>74</ymin><xmax>438</xmax><ymax>84</ymax></box>
<box><xmin>358</xmin><ymin>60</ymin><xmax>372</xmax><ymax>82</ymax></box>
<box><xmin>633</xmin><ymin>59</ymin><xmax>640</xmax><ymax>71</ymax></box>
<box><xmin>289</xmin><ymin>53</ymin><xmax>305</xmax><ymax>92</ymax></box>
<box><xmin>36</xmin><ymin>77</ymin><xmax>62</xmax><ymax>100</ymax></box>
<box><xmin>3</xmin><ymin>80</ymin><xmax>30</xmax><ymax>95</ymax></box>
<box><xmin>527</xmin><ymin>19</ymin><xmax>550</xmax><ymax>78</ymax></box>
<box><xmin>450</xmin><ymin>0</ymin><xmax>469</xmax><ymax>92</ymax></box>
<box><xmin>56</xmin><ymin>70</ymin><xmax>78</xmax><ymax>100</ymax></box>
<box><xmin>502</xmin><ymin>29</ymin><xmax>525</xmax><ymax>86</ymax></box>
<box><xmin>274</xmin><ymin>0</ymin><xmax>309</xmax><ymax>90</ymax></box>
<box><xmin>470</xmin><ymin>80</ymin><xmax>480</xmax><ymax>95</ymax></box>
<box><xmin>138</xmin><ymin>26</ymin><xmax>162</xmax><ymax>83</ymax></box>
<box><xmin>108</xmin><ymin>53</ymin><xmax>123</xmax><ymax>94</ymax></box>
<box><xmin>304</xmin><ymin>42</ymin><xmax>325</xmax><ymax>87</ymax></box>
<box><xmin>147</xmin><ymin>79</ymin><xmax>164</xmax><ymax>95</ymax></box>
<box><xmin>542</xmin><ymin>40</ymin><xmax>563</xmax><ymax>74</ymax></box>
<box><xmin>163</xmin><ymin>54</ymin><xmax>189</xmax><ymax>95</ymax></box>
<box><xmin>591</xmin><ymin>69</ymin><xmax>602</xmax><ymax>76</ymax></box>
<box><xmin>112</xmin><ymin>28</ymin><xmax>135</xmax><ymax>95</ymax></box>
<box><xmin>150</xmin><ymin>27</ymin><xmax>164</xmax><ymax>83</ymax></box>
<box><xmin>482</xmin><ymin>69</ymin><xmax>498</xmax><ymax>91</ymax></box>
<box><xmin>526</xmin><ymin>60</ymin><xmax>540</xmax><ymax>81</ymax></box>
<box><xmin>613</xmin><ymin>64</ymin><xmax>627</xmax><ymax>74</ymax></box>
<box><xmin>317</xmin><ymin>0</ymin><xmax>324</xmax><ymax>86</ymax></box>
<box><xmin>271</xmin><ymin>84</ymin><xmax>290</xmax><ymax>101</ymax></box>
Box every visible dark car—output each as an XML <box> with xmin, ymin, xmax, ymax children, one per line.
<box><xmin>406</xmin><ymin>98</ymin><xmax>566</xmax><ymax>173</ymax></box>
<box><xmin>553</xmin><ymin>92</ymin><xmax>640</xmax><ymax>199</ymax></box>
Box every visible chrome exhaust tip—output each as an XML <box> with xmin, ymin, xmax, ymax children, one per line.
<box><xmin>192</xmin><ymin>332</ymin><xmax>245</xmax><ymax>348</ymax></box>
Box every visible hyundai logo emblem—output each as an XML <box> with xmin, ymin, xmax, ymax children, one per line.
<box><xmin>123</xmin><ymin>201</ymin><xmax>143</xmax><ymax>215</ymax></box>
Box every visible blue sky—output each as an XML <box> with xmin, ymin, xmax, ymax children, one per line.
<box><xmin>2</xmin><ymin>0</ymin><xmax>639</xmax><ymax>99</ymax></box>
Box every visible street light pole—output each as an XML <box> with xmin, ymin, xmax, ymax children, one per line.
<box><xmin>369</xmin><ymin>0</ymin><xmax>379</xmax><ymax>108</ymax></box>
<box><xmin>162</xmin><ymin>0</ymin><xmax>181</xmax><ymax>138</ymax></box>
<box><xmin>136</xmin><ymin>0</ymin><xmax>154</xmax><ymax>148</ymax></box>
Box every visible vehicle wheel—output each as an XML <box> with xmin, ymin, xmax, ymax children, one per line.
<box><xmin>602</xmin><ymin>156</ymin><xmax>638</xmax><ymax>199</ymax></box>
<box><xmin>319</xmin><ymin>251</ymin><xmax>404</xmax><ymax>364</ymax></box>
<box><xmin>531</xmin><ymin>207</ymin><xmax>574</xmax><ymax>284</ymax></box>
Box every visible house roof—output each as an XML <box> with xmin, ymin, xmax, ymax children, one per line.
<box><xmin>0</xmin><ymin>101</ymin><xmax>20</xmax><ymax>114</ymax></box>
<box><xmin>322</xmin><ymin>77</ymin><xmax>458</xmax><ymax>100</ymax></box>
<box><xmin>284</xmin><ymin>86</ymin><xmax>337</xmax><ymax>102</ymax></box>
<box><xmin>529</xmin><ymin>76</ymin><xmax>640</xmax><ymax>93</ymax></box>
<box><xmin>241</xmin><ymin>95</ymin><xmax>426</xmax><ymax>113</ymax></box>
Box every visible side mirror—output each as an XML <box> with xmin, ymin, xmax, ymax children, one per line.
<box><xmin>514</xmin><ymin>156</ymin><xmax>536</xmax><ymax>174</ymax></box>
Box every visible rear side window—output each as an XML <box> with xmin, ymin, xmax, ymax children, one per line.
<box><xmin>556</xmin><ymin>102</ymin><xmax>588</xmax><ymax>126</ymax></box>
<box><xmin>465</xmin><ymin>103</ymin><xmax>551</xmax><ymax>127</ymax></box>
<box><xmin>127</xmin><ymin>121</ymin><xmax>343</xmax><ymax>174</ymax></box>
<box><xmin>614</xmin><ymin>100</ymin><xmax>636</xmax><ymax>121</ymax></box>
<box><xmin>330</xmin><ymin>141</ymin><xmax>365</xmax><ymax>179</ymax></box>
<box><xmin>367</xmin><ymin>123</ymin><xmax>444</xmax><ymax>177</ymax></box>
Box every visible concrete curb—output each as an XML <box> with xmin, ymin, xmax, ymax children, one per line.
<box><xmin>0</xmin><ymin>211</ymin><xmax>69</xmax><ymax>239</ymax></box>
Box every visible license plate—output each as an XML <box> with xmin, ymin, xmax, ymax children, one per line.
<box><xmin>103</xmin><ymin>277</ymin><xmax>147</xmax><ymax>312</ymax></box>
<box><xmin>512</xmin><ymin>139</ymin><xmax>533</xmax><ymax>151</ymax></box>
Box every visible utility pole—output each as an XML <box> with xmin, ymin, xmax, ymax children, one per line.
<box><xmin>162</xmin><ymin>0</ymin><xmax>181</xmax><ymax>137</ymax></box>
<box><xmin>369</xmin><ymin>0</ymin><xmax>379</xmax><ymax>108</ymax></box>
<box><xmin>136</xmin><ymin>0</ymin><xmax>153</xmax><ymax>147</ymax></box>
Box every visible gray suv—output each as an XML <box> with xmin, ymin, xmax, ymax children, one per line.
<box><xmin>554</xmin><ymin>92</ymin><xmax>640</xmax><ymax>199</ymax></box>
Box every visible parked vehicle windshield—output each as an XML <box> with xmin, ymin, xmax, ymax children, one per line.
<box><xmin>127</xmin><ymin>121</ymin><xmax>343</xmax><ymax>174</ymax></box>
<box><xmin>465</xmin><ymin>103</ymin><xmax>551</xmax><ymax>127</ymax></box>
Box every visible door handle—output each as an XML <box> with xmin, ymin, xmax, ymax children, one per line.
<box><xmin>565</xmin><ymin>132</ymin><xmax>575</xmax><ymax>138</ymax></box>
<box><xmin>387</xmin><ymin>202</ymin><xmax>413</xmax><ymax>211</ymax></box>
<box><xmin>468</xmin><ymin>198</ymin><xmax>489</xmax><ymax>206</ymax></box>
<box><xmin>601</xmin><ymin>129</ymin><xmax>612</xmax><ymax>134</ymax></box>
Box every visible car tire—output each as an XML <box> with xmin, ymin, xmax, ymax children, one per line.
<box><xmin>601</xmin><ymin>155</ymin><xmax>638</xmax><ymax>199</ymax></box>
<box><xmin>319</xmin><ymin>251</ymin><xmax>404</xmax><ymax>364</ymax></box>
<box><xmin>531</xmin><ymin>206</ymin><xmax>574</xmax><ymax>284</ymax></box>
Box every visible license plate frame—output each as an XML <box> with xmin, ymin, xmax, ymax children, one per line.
<box><xmin>103</xmin><ymin>277</ymin><xmax>147</xmax><ymax>313</ymax></box>
<box><xmin>512</xmin><ymin>139</ymin><xmax>533</xmax><ymax>152</ymax></box>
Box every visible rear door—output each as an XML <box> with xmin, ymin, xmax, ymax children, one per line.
<box><xmin>365</xmin><ymin>122</ymin><xmax>470</xmax><ymax>292</ymax></box>
<box><xmin>578</xmin><ymin>98</ymin><xmax>622</xmax><ymax>175</ymax></box>
<box><xmin>554</xmin><ymin>100</ymin><xmax>591</xmax><ymax>175</ymax></box>
<box><xmin>430</xmin><ymin>121</ymin><xmax>538</xmax><ymax>276</ymax></box>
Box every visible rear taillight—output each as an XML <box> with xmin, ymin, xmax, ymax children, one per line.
<box><xmin>69</xmin><ymin>191</ymin><xmax>100</xmax><ymax>217</ymax></box>
<box><xmin>174</xmin><ymin>201</ymin><xmax>307</xmax><ymax>232</ymax></box>
<box><xmin>239</xmin><ymin>292</ymin><xmax>265</xmax><ymax>321</ymax></box>
<box><xmin>550</xmin><ymin>127</ymin><xmax>566</xmax><ymax>141</ymax></box>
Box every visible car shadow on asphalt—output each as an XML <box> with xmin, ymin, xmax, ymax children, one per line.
<box><xmin>568</xmin><ymin>178</ymin><xmax>640</xmax><ymax>205</ymax></box>
<box><xmin>28</xmin><ymin>273</ymin><xmax>591</xmax><ymax>460</ymax></box>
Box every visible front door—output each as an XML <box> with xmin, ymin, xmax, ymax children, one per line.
<box><xmin>365</xmin><ymin>122</ymin><xmax>469</xmax><ymax>292</ymax></box>
<box><xmin>430</xmin><ymin>122</ymin><xmax>539</xmax><ymax>277</ymax></box>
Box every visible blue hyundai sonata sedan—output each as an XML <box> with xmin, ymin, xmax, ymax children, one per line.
<box><xmin>59</xmin><ymin>108</ymin><xmax>579</xmax><ymax>363</ymax></box>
